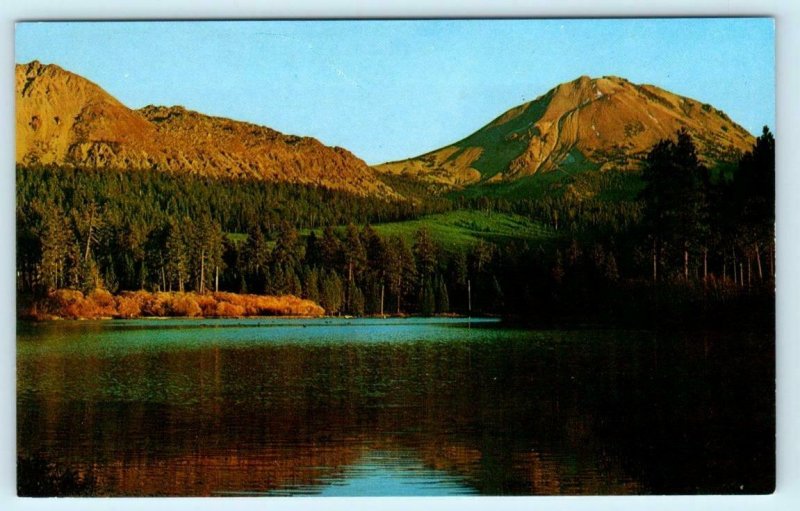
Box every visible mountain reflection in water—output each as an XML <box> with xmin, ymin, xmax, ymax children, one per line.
<box><xmin>17</xmin><ymin>318</ymin><xmax>773</xmax><ymax>496</ymax></box>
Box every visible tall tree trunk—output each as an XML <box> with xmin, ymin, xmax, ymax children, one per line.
<box><xmin>740</xmin><ymin>263</ymin><xmax>744</xmax><ymax>289</ymax></box>
<box><xmin>468</xmin><ymin>279</ymin><xmax>472</xmax><ymax>313</ymax></box>
<box><xmin>770</xmin><ymin>244</ymin><xmax>775</xmax><ymax>277</ymax></box>
<box><xmin>396</xmin><ymin>275</ymin><xmax>401</xmax><ymax>314</ymax></box>
<box><xmin>652</xmin><ymin>239</ymin><xmax>657</xmax><ymax>283</ymax></box>
<box><xmin>703</xmin><ymin>249</ymin><xmax>708</xmax><ymax>281</ymax></box>
<box><xmin>215</xmin><ymin>265</ymin><xmax>219</xmax><ymax>293</ymax></box>
<box><xmin>380</xmin><ymin>284</ymin><xmax>385</xmax><ymax>317</ymax></box>
<box><xmin>200</xmin><ymin>248</ymin><xmax>206</xmax><ymax>294</ymax></box>
<box><xmin>684</xmin><ymin>247</ymin><xmax>689</xmax><ymax>281</ymax></box>
<box><xmin>733</xmin><ymin>248</ymin><xmax>738</xmax><ymax>286</ymax></box>
<box><xmin>747</xmin><ymin>257</ymin><xmax>752</xmax><ymax>288</ymax></box>
<box><xmin>754</xmin><ymin>243</ymin><xmax>763</xmax><ymax>280</ymax></box>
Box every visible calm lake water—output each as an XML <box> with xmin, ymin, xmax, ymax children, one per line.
<box><xmin>17</xmin><ymin>318</ymin><xmax>774</xmax><ymax>496</ymax></box>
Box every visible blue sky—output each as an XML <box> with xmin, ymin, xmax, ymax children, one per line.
<box><xmin>16</xmin><ymin>19</ymin><xmax>774</xmax><ymax>164</ymax></box>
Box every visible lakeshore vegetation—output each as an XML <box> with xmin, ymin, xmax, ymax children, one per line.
<box><xmin>17</xmin><ymin>129</ymin><xmax>774</xmax><ymax>324</ymax></box>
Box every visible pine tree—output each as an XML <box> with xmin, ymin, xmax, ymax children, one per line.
<box><xmin>303</xmin><ymin>267</ymin><xmax>321</xmax><ymax>303</ymax></box>
<box><xmin>243</xmin><ymin>223</ymin><xmax>270</xmax><ymax>293</ymax></box>
<box><xmin>165</xmin><ymin>218</ymin><xmax>190</xmax><ymax>292</ymax></box>
<box><xmin>435</xmin><ymin>275</ymin><xmax>450</xmax><ymax>313</ymax></box>
<box><xmin>731</xmin><ymin>126</ymin><xmax>775</xmax><ymax>282</ymax></box>
<box><xmin>640</xmin><ymin>129</ymin><xmax>709</xmax><ymax>281</ymax></box>
<box><xmin>343</xmin><ymin>223</ymin><xmax>367</xmax><ymax>284</ymax></box>
<box><xmin>419</xmin><ymin>279</ymin><xmax>435</xmax><ymax>316</ymax></box>
<box><xmin>36</xmin><ymin>203</ymin><xmax>71</xmax><ymax>291</ymax></box>
<box><xmin>320</xmin><ymin>270</ymin><xmax>344</xmax><ymax>315</ymax></box>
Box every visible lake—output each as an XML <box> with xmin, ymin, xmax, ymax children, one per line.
<box><xmin>16</xmin><ymin>317</ymin><xmax>774</xmax><ymax>496</ymax></box>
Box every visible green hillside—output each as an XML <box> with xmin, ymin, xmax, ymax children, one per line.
<box><xmin>370</xmin><ymin>210</ymin><xmax>554</xmax><ymax>252</ymax></box>
<box><xmin>232</xmin><ymin>210</ymin><xmax>553</xmax><ymax>254</ymax></box>
<box><xmin>447</xmin><ymin>91</ymin><xmax>554</xmax><ymax>181</ymax></box>
<box><xmin>455</xmin><ymin>161</ymin><xmax>644</xmax><ymax>202</ymax></box>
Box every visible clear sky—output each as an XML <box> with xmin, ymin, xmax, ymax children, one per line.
<box><xmin>15</xmin><ymin>19</ymin><xmax>774</xmax><ymax>164</ymax></box>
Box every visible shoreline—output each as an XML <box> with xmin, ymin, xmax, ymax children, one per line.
<box><xmin>18</xmin><ymin>311</ymin><xmax>486</xmax><ymax>323</ymax></box>
<box><xmin>18</xmin><ymin>289</ymin><xmax>326</xmax><ymax>321</ymax></box>
<box><xmin>18</xmin><ymin>289</ymin><xmax>488</xmax><ymax>322</ymax></box>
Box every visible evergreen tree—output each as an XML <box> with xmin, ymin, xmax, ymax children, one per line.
<box><xmin>305</xmin><ymin>231</ymin><xmax>321</xmax><ymax>267</ymax></box>
<box><xmin>385</xmin><ymin>236</ymin><xmax>417</xmax><ymax>314</ymax></box>
<box><xmin>272</xmin><ymin>220</ymin><xmax>302</xmax><ymax>269</ymax></box>
<box><xmin>731</xmin><ymin>126</ymin><xmax>775</xmax><ymax>281</ymax></box>
<box><xmin>243</xmin><ymin>223</ymin><xmax>270</xmax><ymax>293</ymax></box>
<box><xmin>320</xmin><ymin>270</ymin><xmax>344</xmax><ymax>315</ymax></box>
<box><xmin>36</xmin><ymin>202</ymin><xmax>71</xmax><ymax>291</ymax></box>
<box><xmin>165</xmin><ymin>218</ymin><xmax>190</xmax><ymax>292</ymax></box>
<box><xmin>419</xmin><ymin>279</ymin><xmax>436</xmax><ymax>316</ymax></box>
<box><xmin>319</xmin><ymin>226</ymin><xmax>342</xmax><ymax>270</ymax></box>
<box><xmin>640</xmin><ymin>129</ymin><xmax>709</xmax><ymax>281</ymax></box>
<box><xmin>346</xmin><ymin>281</ymin><xmax>365</xmax><ymax>315</ymax></box>
<box><xmin>435</xmin><ymin>274</ymin><xmax>450</xmax><ymax>314</ymax></box>
<box><xmin>413</xmin><ymin>228</ymin><xmax>437</xmax><ymax>281</ymax></box>
<box><xmin>303</xmin><ymin>267</ymin><xmax>321</xmax><ymax>303</ymax></box>
<box><xmin>343</xmin><ymin>223</ymin><xmax>367</xmax><ymax>283</ymax></box>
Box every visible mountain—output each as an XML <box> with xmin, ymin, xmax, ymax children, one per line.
<box><xmin>376</xmin><ymin>75</ymin><xmax>755</xmax><ymax>187</ymax></box>
<box><xmin>16</xmin><ymin>61</ymin><xmax>396</xmax><ymax>198</ymax></box>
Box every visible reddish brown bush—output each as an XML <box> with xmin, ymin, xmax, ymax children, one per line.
<box><xmin>215</xmin><ymin>301</ymin><xmax>245</xmax><ymax>317</ymax></box>
<box><xmin>87</xmin><ymin>289</ymin><xmax>117</xmax><ymax>317</ymax></box>
<box><xmin>24</xmin><ymin>289</ymin><xmax>324</xmax><ymax>319</ymax></box>
<box><xmin>167</xmin><ymin>294</ymin><xmax>202</xmax><ymax>317</ymax></box>
<box><xmin>114</xmin><ymin>295</ymin><xmax>141</xmax><ymax>318</ymax></box>
<box><xmin>47</xmin><ymin>290</ymin><xmax>93</xmax><ymax>319</ymax></box>
<box><xmin>195</xmin><ymin>294</ymin><xmax>218</xmax><ymax>316</ymax></box>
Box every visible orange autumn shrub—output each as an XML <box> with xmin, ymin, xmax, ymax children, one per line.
<box><xmin>24</xmin><ymin>289</ymin><xmax>324</xmax><ymax>319</ymax></box>
<box><xmin>167</xmin><ymin>293</ymin><xmax>202</xmax><ymax>317</ymax></box>
<box><xmin>47</xmin><ymin>289</ymin><xmax>94</xmax><ymax>319</ymax></box>
<box><xmin>211</xmin><ymin>292</ymin><xmax>324</xmax><ymax>316</ymax></box>
<box><xmin>211</xmin><ymin>292</ymin><xmax>251</xmax><ymax>314</ymax></box>
<box><xmin>87</xmin><ymin>289</ymin><xmax>117</xmax><ymax>317</ymax></box>
<box><xmin>215</xmin><ymin>301</ymin><xmax>245</xmax><ymax>317</ymax></box>
<box><xmin>144</xmin><ymin>292</ymin><xmax>171</xmax><ymax>317</ymax></box>
<box><xmin>195</xmin><ymin>294</ymin><xmax>218</xmax><ymax>317</ymax></box>
<box><xmin>116</xmin><ymin>290</ymin><xmax>157</xmax><ymax>317</ymax></box>
<box><xmin>115</xmin><ymin>295</ymin><xmax>142</xmax><ymax>318</ymax></box>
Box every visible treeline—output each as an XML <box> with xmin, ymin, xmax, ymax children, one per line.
<box><xmin>472</xmin><ymin>127</ymin><xmax>775</xmax><ymax>325</ymax></box>
<box><xmin>16</xmin><ymin>128</ymin><xmax>775</xmax><ymax>323</ymax></box>
<box><xmin>452</xmin><ymin>169</ymin><xmax>645</xmax><ymax>236</ymax></box>
<box><xmin>16</xmin><ymin>166</ymin><xmax>445</xmax><ymax>298</ymax></box>
<box><xmin>640</xmin><ymin>127</ymin><xmax>774</xmax><ymax>286</ymax></box>
<box><xmin>17</xmin><ymin>166</ymin><xmax>436</xmax><ymax>235</ymax></box>
<box><xmin>453</xmin><ymin>128</ymin><xmax>774</xmax><ymax>290</ymax></box>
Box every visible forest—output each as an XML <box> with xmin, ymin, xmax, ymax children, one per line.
<box><xmin>16</xmin><ymin>128</ymin><xmax>775</xmax><ymax>325</ymax></box>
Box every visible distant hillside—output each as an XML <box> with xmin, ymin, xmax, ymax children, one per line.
<box><xmin>376</xmin><ymin>75</ymin><xmax>754</xmax><ymax>187</ymax></box>
<box><xmin>369</xmin><ymin>210</ymin><xmax>553</xmax><ymax>252</ymax></box>
<box><xmin>16</xmin><ymin>61</ymin><xmax>397</xmax><ymax>198</ymax></box>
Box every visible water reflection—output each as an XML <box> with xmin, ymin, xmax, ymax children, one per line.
<box><xmin>17</xmin><ymin>319</ymin><xmax>773</xmax><ymax>495</ymax></box>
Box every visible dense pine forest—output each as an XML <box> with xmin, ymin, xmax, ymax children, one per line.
<box><xmin>16</xmin><ymin>128</ymin><xmax>775</xmax><ymax>325</ymax></box>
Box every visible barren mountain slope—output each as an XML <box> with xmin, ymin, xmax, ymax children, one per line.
<box><xmin>376</xmin><ymin>76</ymin><xmax>754</xmax><ymax>187</ymax></box>
<box><xmin>16</xmin><ymin>61</ymin><xmax>396</xmax><ymax>198</ymax></box>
